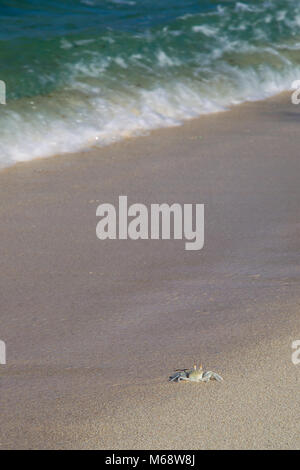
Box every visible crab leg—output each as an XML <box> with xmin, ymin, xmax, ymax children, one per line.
<box><xmin>178</xmin><ymin>377</ymin><xmax>190</xmax><ymax>382</ymax></box>
<box><xmin>202</xmin><ymin>371</ymin><xmax>223</xmax><ymax>382</ymax></box>
<box><xmin>169</xmin><ymin>374</ymin><xmax>180</xmax><ymax>382</ymax></box>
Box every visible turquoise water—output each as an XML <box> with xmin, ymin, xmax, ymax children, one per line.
<box><xmin>1</xmin><ymin>0</ymin><xmax>300</xmax><ymax>166</ymax></box>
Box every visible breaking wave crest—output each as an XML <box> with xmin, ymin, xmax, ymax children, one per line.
<box><xmin>1</xmin><ymin>0</ymin><xmax>300</xmax><ymax>167</ymax></box>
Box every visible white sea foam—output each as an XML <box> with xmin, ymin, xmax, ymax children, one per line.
<box><xmin>156</xmin><ymin>50</ymin><xmax>181</xmax><ymax>67</ymax></box>
<box><xmin>0</xmin><ymin>60</ymin><xmax>298</xmax><ymax>169</ymax></box>
<box><xmin>192</xmin><ymin>25</ymin><xmax>218</xmax><ymax>36</ymax></box>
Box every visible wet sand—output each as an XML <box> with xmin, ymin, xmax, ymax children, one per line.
<box><xmin>0</xmin><ymin>93</ymin><xmax>299</xmax><ymax>449</ymax></box>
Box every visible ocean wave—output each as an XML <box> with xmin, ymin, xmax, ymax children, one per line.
<box><xmin>1</xmin><ymin>0</ymin><xmax>300</xmax><ymax>168</ymax></box>
<box><xmin>0</xmin><ymin>61</ymin><xmax>298</xmax><ymax>168</ymax></box>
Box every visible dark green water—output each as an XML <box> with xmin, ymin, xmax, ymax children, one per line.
<box><xmin>1</xmin><ymin>0</ymin><xmax>300</xmax><ymax>166</ymax></box>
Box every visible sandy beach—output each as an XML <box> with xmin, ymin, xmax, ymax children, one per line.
<box><xmin>0</xmin><ymin>92</ymin><xmax>299</xmax><ymax>449</ymax></box>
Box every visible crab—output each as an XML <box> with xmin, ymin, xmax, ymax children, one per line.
<box><xmin>168</xmin><ymin>364</ymin><xmax>223</xmax><ymax>383</ymax></box>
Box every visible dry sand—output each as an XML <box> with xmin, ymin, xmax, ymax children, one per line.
<box><xmin>0</xmin><ymin>93</ymin><xmax>299</xmax><ymax>449</ymax></box>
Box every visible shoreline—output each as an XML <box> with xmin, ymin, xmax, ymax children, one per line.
<box><xmin>0</xmin><ymin>91</ymin><xmax>299</xmax><ymax>449</ymax></box>
<box><xmin>0</xmin><ymin>91</ymin><xmax>292</xmax><ymax>175</ymax></box>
